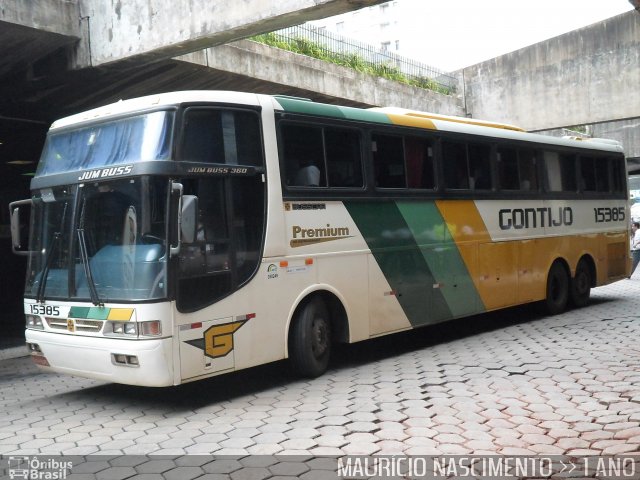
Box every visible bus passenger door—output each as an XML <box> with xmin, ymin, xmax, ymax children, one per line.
<box><xmin>173</xmin><ymin>175</ymin><xmax>265</xmax><ymax>380</ymax></box>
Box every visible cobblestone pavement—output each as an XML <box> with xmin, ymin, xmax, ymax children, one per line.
<box><xmin>1</xmin><ymin>279</ymin><xmax>640</xmax><ymax>476</ymax></box>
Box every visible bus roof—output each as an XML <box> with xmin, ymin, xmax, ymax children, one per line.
<box><xmin>49</xmin><ymin>90</ymin><xmax>623</xmax><ymax>154</ymax></box>
<box><xmin>370</xmin><ymin>107</ymin><xmax>525</xmax><ymax>132</ymax></box>
<box><xmin>272</xmin><ymin>95</ymin><xmax>624</xmax><ymax>154</ymax></box>
<box><xmin>49</xmin><ymin>91</ymin><xmax>263</xmax><ymax>130</ymax></box>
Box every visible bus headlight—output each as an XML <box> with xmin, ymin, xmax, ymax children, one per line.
<box><xmin>106</xmin><ymin>321</ymin><xmax>138</xmax><ymax>336</ymax></box>
<box><xmin>105</xmin><ymin>321</ymin><xmax>160</xmax><ymax>337</ymax></box>
<box><xmin>124</xmin><ymin>323</ymin><xmax>137</xmax><ymax>335</ymax></box>
<box><xmin>25</xmin><ymin>315</ymin><xmax>44</xmax><ymax>330</ymax></box>
<box><xmin>140</xmin><ymin>320</ymin><xmax>162</xmax><ymax>337</ymax></box>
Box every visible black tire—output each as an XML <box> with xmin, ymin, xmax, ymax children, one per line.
<box><xmin>290</xmin><ymin>297</ymin><xmax>331</xmax><ymax>378</ymax></box>
<box><xmin>544</xmin><ymin>261</ymin><xmax>569</xmax><ymax>315</ymax></box>
<box><xmin>570</xmin><ymin>259</ymin><xmax>592</xmax><ymax>308</ymax></box>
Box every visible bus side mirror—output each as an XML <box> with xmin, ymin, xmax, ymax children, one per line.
<box><xmin>181</xmin><ymin>195</ymin><xmax>198</xmax><ymax>244</ymax></box>
<box><xmin>9</xmin><ymin>199</ymin><xmax>33</xmax><ymax>256</ymax></box>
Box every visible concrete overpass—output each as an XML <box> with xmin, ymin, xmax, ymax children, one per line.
<box><xmin>0</xmin><ymin>0</ymin><xmax>392</xmax><ymax>121</ymax></box>
<box><xmin>459</xmin><ymin>11</ymin><xmax>640</xmax><ymax>164</ymax></box>
<box><xmin>4</xmin><ymin>1</ymin><xmax>634</xmax><ymax>143</ymax></box>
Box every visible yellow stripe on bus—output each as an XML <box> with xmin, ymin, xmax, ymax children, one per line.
<box><xmin>434</xmin><ymin>199</ymin><xmax>629</xmax><ymax>311</ymax></box>
<box><xmin>386</xmin><ymin>113</ymin><xmax>437</xmax><ymax>130</ymax></box>
<box><xmin>107</xmin><ymin>308</ymin><xmax>134</xmax><ymax>321</ymax></box>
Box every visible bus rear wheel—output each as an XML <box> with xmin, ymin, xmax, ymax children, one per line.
<box><xmin>570</xmin><ymin>259</ymin><xmax>592</xmax><ymax>308</ymax></box>
<box><xmin>290</xmin><ymin>297</ymin><xmax>331</xmax><ymax>378</ymax></box>
<box><xmin>545</xmin><ymin>261</ymin><xmax>569</xmax><ymax>315</ymax></box>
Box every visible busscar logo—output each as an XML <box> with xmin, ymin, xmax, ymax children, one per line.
<box><xmin>290</xmin><ymin>224</ymin><xmax>352</xmax><ymax>248</ymax></box>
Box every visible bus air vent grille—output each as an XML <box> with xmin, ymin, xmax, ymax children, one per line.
<box><xmin>45</xmin><ymin>318</ymin><xmax>104</xmax><ymax>332</ymax></box>
<box><xmin>45</xmin><ymin>318</ymin><xmax>68</xmax><ymax>330</ymax></box>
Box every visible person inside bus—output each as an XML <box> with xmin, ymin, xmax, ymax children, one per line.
<box><xmin>293</xmin><ymin>162</ymin><xmax>321</xmax><ymax>187</ymax></box>
<box><xmin>631</xmin><ymin>221</ymin><xmax>640</xmax><ymax>275</ymax></box>
<box><xmin>470</xmin><ymin>166</ymin><xmax>490</xmax><ymax>190</ymax></box>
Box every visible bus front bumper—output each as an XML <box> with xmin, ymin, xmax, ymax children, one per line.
<box><xmin>25</xmin><ymin>329</ymin><xmax>175</xmax><ymax>387</ymax></box>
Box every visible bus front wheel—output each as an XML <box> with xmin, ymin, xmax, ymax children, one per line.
<box><xmin>290</xmin><ymin>297</ymin><xmax>331</xmax><ymax>378</ymax></box>
<box><xmin>570</xmin><ymin>259</ymin><xmax>591</xmax><ymax>308</ymax></box>
<box><xmin>545</xmin><ymin>262</ymin><xmax>569</xmax><ymax>315</ymax></box>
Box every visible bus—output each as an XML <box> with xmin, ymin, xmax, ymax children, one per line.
<box><xmin>10</xmin><ymin>91</ymin><xmax>629</xmax><ymax>387</ymax></box>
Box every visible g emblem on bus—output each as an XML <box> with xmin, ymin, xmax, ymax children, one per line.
<box><xmin>203</xmin><ymin>321</ymin><xmax>246</xmax><ymax>358</ymax></box>
<box><xmin>67</xmin><ymin>319</ymin><xmax>75</xmax><ymax>332</ymax></box>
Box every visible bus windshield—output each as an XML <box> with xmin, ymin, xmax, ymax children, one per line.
<box><xmin>36</xmin><ymin>110</ymin><xmax>174</xmax><ymax>176</ymax></box>
<box><xmin>26</xmin><ymin>177</ymin><xmax>169</xmax><ymax>302</ymax></box>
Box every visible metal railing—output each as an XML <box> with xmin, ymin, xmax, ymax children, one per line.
<box><xmin>252</xmin><ymin>24</ymin><xmax>457</xmax><ymax>94</ymax></box>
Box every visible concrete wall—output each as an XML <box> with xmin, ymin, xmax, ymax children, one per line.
<box><xmin>0</xmin><ymin>0</ymin><xmax>79</xmax><ymax>36</ymax></box>
<box><xmin>460</xmin><ymin>11</ymin><xmax>639</xmax><ymax>132</ymax></box>
<box><xmin>78</xmin><ymin>0</ymin><xmax>388</xmax><ymax>66</ymax></box>
<box><xmin>177</xmin><ymin>40</ymin><xmax>464</xmax><ymax>114</ymax></box>
<box><xmin>539</xmin><ymin>118</ymin><xmax>640</xmax><ymax>161</ymax></box>
<box><xmin>591</xmin><ymin>119</ymin><xmax>640</xmax><ymax>160</ymax></box>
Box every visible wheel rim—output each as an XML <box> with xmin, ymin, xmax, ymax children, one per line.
<box><xmin>550</xmin><ymin>270</ymin><xmax>566</xmax><ymax>304</ymax></box>
<box><xmin>551</xmin><ymin>275</ymin><xmax>561</xmax><ymax>302</ymax></box>
<box><xmin>311</xmin><ymin>317</ymin><xmax>329</xmax><ymax>358</ymax></box>
<box><xmin>575</xmin><ymin>270</ymin><xmax>589</xmax><ymax>295</ymax></box>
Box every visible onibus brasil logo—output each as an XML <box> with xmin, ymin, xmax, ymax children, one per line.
<box><xmin>7</xmin><ymin>456</ymin><xmax>72</xmax><ymax>479</ymax></box>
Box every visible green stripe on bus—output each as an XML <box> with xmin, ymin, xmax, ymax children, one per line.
<box><xmin>396</xmin><ymin>201</ymin><xmax>484</xmax><ymax>318</ymax></box>
<box><xmin>88</xmin><ymin>307</ymin><xmax>110</xmax><ymax>320</ymax></box>
<box><xmin>276</xmin><ymin>97</ymin><xmax>392</xmax><ymax>124</ymax></box>
<box><xmin>344</xmin><ymin>200</ymin><xmax>453</xmax><ymax>326</ymax></box>
<box><xmin>69</xmin><ymin>306</ymin><xmax>90</xmax><ymax>318</ymax></box>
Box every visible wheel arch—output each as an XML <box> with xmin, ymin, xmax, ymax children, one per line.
<box><xmin>284</xmin><ymin>285</ymin><xmax>350</xmax><ymax>358</ymax></box>
<box><xmin>547</xmin><ymin>256</ymin><xmax>571</xmax><ymax>280</ymax></box>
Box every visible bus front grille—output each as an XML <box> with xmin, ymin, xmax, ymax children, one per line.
<box><xmin>45</xmin><ymin>318</ymin><xmax>104</xmax><ymax>332</ymax></box>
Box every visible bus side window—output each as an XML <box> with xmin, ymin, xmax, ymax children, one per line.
<box><xmin>468</xmin><ymin>143</ymin><xmax>491</xmax><ymax>190</ymax></box>
<box><xmin>497</xmin><ymin>147</ymin><xmax>518</xmax><ymax>190</ymax></box>
<box><xmin>559</xmin><ymin>153</ymin><xmax>578</xmax><ymax>192</ymax></box>
<box><xmin>325</xmin><ymin>128</ymin><xmax>363</xmax><ymax>188</ymax></box>
<box><xmin>594</xmin><ymin>157</ymin><xmax>610</xmax><ymax>192</ymax></box>
<box><xmin>579</xmin><ymin>156</ymin><xmax>597</xmax><ymax>191</ymax></box>
<box><xmin>611</xmin><ymin>157</ymin><xmax>625</xmax><ymax>194</ymax></box>
<box><xmin>373</xmin><ymin>134</ymin><xmax>406</xmax><ymax>188</ymax></box>
<box><xmin>181</xmin><ymin>110</ymin><xmax>224</xmax><ymax>163</ymax></box>
<box><xmin>281</xmin><ymin>124</ymin><xmax>325</xmax><ymax>187</ymax></box>
<box><xmin>518</xmin><ymin>149</ymin><xmax>538</xmax><ymax>191</ymax></box>
<box><xmin>405</xmin><ymin>136</ymin><xmax>435</xmax><ymax>189</ymax></box>
<box><xmin>544</xmin><ymin>151</ymin><xmax>577</xmax><ymax>192</ymax></box>
<box><xmin>176</xmin><ymin>175</ymin><xmax>265</xmax><ymax>311</ymax></box>
<box><xmin>181</xmin><ymin>109</ymin><xmax>263</xmax><ymax>166</ymax></box>
<box><xmin>442</xmin><ymin>140</ymin><xmax>469</xmax><ymax>190</ymax></box>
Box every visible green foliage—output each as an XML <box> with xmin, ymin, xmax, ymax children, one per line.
<box><xmin>251</xmin><ymin>33</ymin><xmax>452</xmax><ymax>95</ymax></box>
<box><xmin>568</xmin><ymin>125</ymin><xmax>588</xmax><ymax>134</ymax></box>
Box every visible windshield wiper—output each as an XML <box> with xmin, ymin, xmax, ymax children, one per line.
<box><xmin>77</xmin><ymin>199</ymin><xmax>103</xmax><ymax>306</ymax></box>
<box><xmin>36</xmin><ymin>201</ymin><xmax>68</xmax><ymax>304</ymax></box>
<box><xmin>36</xmin><ymin>232</ymin><xmax>60</xmax><ymax>304</ymax></box>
